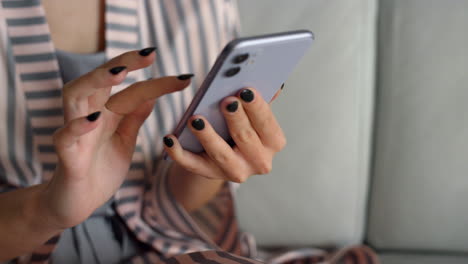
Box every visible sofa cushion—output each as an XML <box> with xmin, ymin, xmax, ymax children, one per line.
<box><xmin>367</xmin><ymin>0</ymin><xmax>468</xmax><ymax>252</ymax></box>
<box><xmin>234</xmin><ymin>0</ymin><xmax>377</xmax><ymax>246</ymax></box>
<box><xmin>380</xmin><ymin>253</ymin><xmax>468</xmax><ymax>264</ymax></box>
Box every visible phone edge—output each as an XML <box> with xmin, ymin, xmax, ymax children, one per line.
<box><xmin>164</xmin><ymin>30</ymin><xmax>314</xmax><ymax>159</ymax></box>
<box><xmin>172</xmin><ymin>30</ymin><xmax>314</xmax><ymax>138</ymax></box>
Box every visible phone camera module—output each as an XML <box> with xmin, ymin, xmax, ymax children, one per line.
<box><xmin>232</xmin><ymin>53</ymin><xmax>249</xmax><ymax>64</ymax></box>
<box><xmin>224</xmin><ymin>67</ymin><xmax>241</xmax><ymax>77</ymax></box>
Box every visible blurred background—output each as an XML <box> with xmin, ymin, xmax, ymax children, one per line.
<box><xmin>234</xmin><ymin>1</ymin><xmax>468</xmax><ymax>263</ymax></box>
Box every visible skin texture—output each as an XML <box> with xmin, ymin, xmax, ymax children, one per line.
<box><xmin>43</xmin><ymin>0</ymin><xmax>105</xmax><ymax>53</ymax></box>
<box><xmin>165</xmin><ymin>88</ymin><xmax>285</xmax><ymax>212</ymax></box>
<box><xmin>0</xmin><ymin>1</ymin><xmax>285</xmax><ymax>261</ymax></box>
<box><xmin>0</xmin><ymin>49</ymin><xmax>192</xmax><ymax>261</ymax></box>
<box><xmin>42</xmin><ymin>0</ymin><xmax>286</xmax><ymax>212</ymax></box>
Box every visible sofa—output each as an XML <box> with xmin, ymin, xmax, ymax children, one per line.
<box><xmin>234</xmin><ymin>1</ymin><xmax>468</xmax><ymax>263</ymax></box>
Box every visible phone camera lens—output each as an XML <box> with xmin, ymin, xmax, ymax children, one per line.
<box><xmin>232</xmin><ymin>53</ymin><xmax>249</xmax><ymax>64</ymax></box>
<box><xmin>224</xmin><ymin>67</ymin><xmax>241</xmax><ymax>77</ymax></box>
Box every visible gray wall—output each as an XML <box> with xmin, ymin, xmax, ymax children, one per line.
<box><xmin>235</xmin><ymin>0</ymin><xmax>377</xmax><ymax>247</ymax></box>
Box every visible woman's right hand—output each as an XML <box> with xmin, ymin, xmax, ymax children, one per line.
<box><xmin>38</xmin><ymin>49</ymin><xmax>191</xmax><ymax>230</ymax></box>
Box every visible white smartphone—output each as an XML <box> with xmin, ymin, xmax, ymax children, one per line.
<box><xmin>173</xmin><ymin>30</ymin><xmax>314</xmax><ymax>153</ymax></box>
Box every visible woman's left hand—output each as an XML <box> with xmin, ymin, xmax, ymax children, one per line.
<box><xmin>164</xmin><ymin>87</ymin><xmax>286</xmax><ymax>184</ymax></box>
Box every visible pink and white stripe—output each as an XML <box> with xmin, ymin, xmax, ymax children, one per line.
<box><xmin>1</xmin><ymin>0</ymin><xmax>379</xmax><ymax>263</ymax></box>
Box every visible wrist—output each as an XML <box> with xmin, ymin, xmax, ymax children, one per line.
<box><xmin>168</xmin><ymin>162</ymin><xmax>225</xmax><ymax>212</ymax></box>
<box><xmin>21</xmin><ymin>184</ymin><xmax>64</xmax><ymax>237</ymax></box>
<box><xmin>168</xmin><ymin>162</ymin><xmax>224</xmax><ymax>183</ymax></box>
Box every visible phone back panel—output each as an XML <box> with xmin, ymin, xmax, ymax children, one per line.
<box><xmin>175</xmin><ymin>30</ymin><xmax>314</xmax><ymax>153</ymax></box>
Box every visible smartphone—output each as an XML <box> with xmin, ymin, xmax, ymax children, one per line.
<box><xmin>173</xmin><ymin>30</ymin><xmax>314</xmax><ymax>153</ymax></box>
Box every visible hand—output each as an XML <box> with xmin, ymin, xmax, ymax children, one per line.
<box><xmin>40</xmin><ymin>49</ymin><xmax>192</xmax><ymax>229</ymax></box>
<box><xmin>164</xmin><ymin>88</ymin><xmax>286</xmax><ymax>184</ymax></box>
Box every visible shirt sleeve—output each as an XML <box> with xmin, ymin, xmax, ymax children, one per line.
<box><xmin>0</xmin><ymin>7</ymin><xmax>14</xmax><ymax>193</ymax></box>
<box><xmin>134</xmin><ymin>0</ymin><xmax>258</xmax><ymax>259</ymax></box>
<box><xmin>140</xmin><ymin>158</ymin><xmax>257</xmax><ymax>259</ymax></box>
<box><xmin>0</xmin><ymin>8</ymin><xmax>37</xmax><ymax>193</ymax></box>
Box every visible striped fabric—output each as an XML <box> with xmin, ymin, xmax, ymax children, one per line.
<box><xmin>0</xmin><ymin>0</ymin><xmax>379</xmax><ymax>263</ymax></box>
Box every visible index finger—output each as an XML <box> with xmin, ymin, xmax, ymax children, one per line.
<box><xmin>105</xmin><ymin>75</ymin><xmax>193</xmax><ymax>116</ymax></box>
<box><xmin>62</xmin><ymin>48</ymin><xmax>158</xmax><ymax>122</ymax></box>
<box><xmin>65</xmin><ymin>48</ymin><xmax>158</xmax><ymax>99</ymax></box>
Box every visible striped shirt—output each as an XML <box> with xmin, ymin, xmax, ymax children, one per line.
<box><xmin>0</xmin><ymin>0</ymin><xmax>379</xmax><ymax>263</ymax></box>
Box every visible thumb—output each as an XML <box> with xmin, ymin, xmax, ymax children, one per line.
<box><xmin>53</xmin><ymin>112</ymin><xmax>101</xmax><ymax>151</ymax></box>
<box><xmin>115</xmin><ymin>99</ymin><xmax>155</xmax><ymax>147</ymax></box>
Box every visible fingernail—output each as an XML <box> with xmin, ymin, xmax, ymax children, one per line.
<box><xmin>177</xmin><ymin>74</ymin><xmax>194</xmax><ymax>80</ymax></box>
<box><xmin>240</xmin><ymin>89</ymin><xmax>254</xmax><ymax>102</ymax></box>
<box><xmin>281</xmin><ymin>83</ymin><xmax>285</xmax><ymax>90</ymax></box>
<box><xmin>226</xmin><ymin>101</ymin><xmax>238</xmax><ymax>112</ymax></box>
<box><xmin>191</xmin><ymin>118</ymin><xmax>205</xmax><ymax>131</ymax></box>
<box><xmin>109</xmin><ymin>66</ymin><xmax>126</xmax><ymax>75</ymax></box>
<box><xmin>86</xmin><ymin>111</ymin><xmax>101</xmax><ymax>122</ymax></box>
<box><xmin>139</xmin><ymin>47</ymin><xmax>156</xmax><ymax>56</ymax></box>
<box><xmin>227</xmin><ymin>138</ymin><xmax>236</xmax><ymax>148</ymax></box>
<box><xmin>163</xmin><ymin>136</ymin><xmax>174</xmax><ymax>148</ymax></box>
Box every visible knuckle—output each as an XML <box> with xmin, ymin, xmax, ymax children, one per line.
<box><xmin>260</xmin><ymin>114</ymin><xmax>274</xmax><ymax>130</ymax></box>
<box><xmin>210</xmin><ymin>151</ymin><xmax>232</xmax><ymax>165</ymax></box>
<box><xmin>232</xmin><ymin>128</ymin><xmax>256</xmax><ymax>145</ymax></box>
<box><xmin>62</xmin><ymin>83</ymin><xmax>79</xmax><ymax>100</ymax></box>
<box><xmin>52</xmin><ymin>128</ymin><xmax>63</xmax><ymax>146</ymax></box>
<box><xmin>64</xmin><ymin>97</ymin><xmax>79</xmax><ymax>108</ymax></box>
<box><xmin>274</xmin><ymin>136</ymin><xmax>287</xmax><ymax>152</ymax></box>
<box><xmin>228</xmin><ymin>172</ymin><xmax>247</xmax><ymax>183</ymax></box>
<box><xmin>256</xmin><ymin>159</ymin><xmax>272</xmax><ymax>175</ymax></box>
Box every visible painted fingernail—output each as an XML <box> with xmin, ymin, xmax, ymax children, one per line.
<box><xmin>163</xmin><ymin>136</ymin><xmax>174</xmax><ymax>148</ymax></box>
<box><xmin>191</xmin><ymin>118</ymin><xmax>205</xmax><ymax>131</ymax></box>
<box><xmin>109</xmin><ymin>66</ymin><xmax>126</xmax><ymax>75</ymax></box>
<box><xmin>240</xmin><ymin>89</ymin><xmax>254</xmax><ymax>102</ymax></box>
<box><xmin>139</xmin><ymin>47</ymin><xmax>156</xmax><ymax>56</ymax></box>
<box><xmin>227</xmin><ymin>138</ymin><xmax>236</xmax><ymax>148</ymax></box>
<box><xmin>226</xmin><ymin>101</ymin><xmax>238</xmax><ymax>112</ymax></box>
<box><xmin>86</xmin><ymin>111</ymin><xmax>101</xmax><ymax>122</ymax></box>
<box><xmin>177</xmin><ymin>74</ymin><xmax>194</xmax><ymax>80</ymax></box>
<box><xmin>281</xmin><ymin>83</ymin><xmax>285</xmax><ymax>90</ymax></box>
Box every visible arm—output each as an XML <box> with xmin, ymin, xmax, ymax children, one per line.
<box><xmin>0</xmin><ymin>184</ymin><xmax>62</xmax><ymax>261</ymax></box>
<box><xmin>168</xmin><ymin>163</ymin><xmax>224</xmax><ymax>212</ymax></box>
<box><xmin>0</xmin><ymin>48</ymin><xmax>191</xmax><ymax>261</ymax></box>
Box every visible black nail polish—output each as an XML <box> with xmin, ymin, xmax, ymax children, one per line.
<box><xmin>86</xmin><ymin>111</ymin><xmax>101</xmax><ymax>122</ymax></box>
<box><xmin>226</xmin><ymin>101</ymin><xmax>238</xmax><ymax>112</ymax></box>
<box><xmin>281</xmin><ymin>83</ymin><xmax>285</xmax><ymax>90</ymax></box>
<box><xmin>177</xmin><ymin>74</ymin><xmax>194</xmax><ymax>80</ymax></box>
<box><xmin>163</xmin><ymin>136</ymin><xmax>174</xmax><ymax>148</ymax></box>
<box><xmin>139</xmin><ymin>47</ymin><xmax>156</xmax><ymax>56</ymax></box>
<box><xmin>109</xmin><ymin>66</ymin><xmax>126</xmax><ymax>75</ymax></box>
<box><xmin>191</xmin><ymin>118</ymin><xmax>205</xmax><ymax>131</ymax></box>
<box><xmin>227</xmin><ymin>138</ymin><xmax>236</xmax><ymax>148</ymax></box>
<box><xmin>240</xmin><ymin>89</ymin><xmax>254</xmax><ymax>102</ymax></box>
